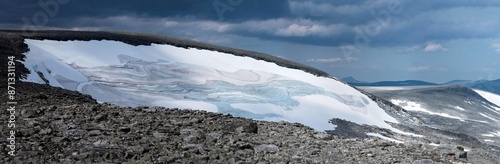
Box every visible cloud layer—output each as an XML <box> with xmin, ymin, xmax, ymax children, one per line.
<box><xmin>3</xmin><ymin>0</ymin><xmax>500</xmax><ymax>47</ymax></box>
<box><xmin>2</xmin><ymin>0</ymin><xmax>500</xmax><ymax>82</ymax></box>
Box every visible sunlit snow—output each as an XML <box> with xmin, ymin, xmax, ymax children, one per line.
<box><xmin>482</xmin><ymin>131</ymin><xmax>500</xmax><ymax>138</ymax></box>
<box><xmin>480</xmin><ymin>113</ymin><xmax>500</xmax><ymax>122</ymax></box>
<box><xmin>390</xmin><ymin>99</ymin><xmax>465</xmax><ymax>121</ymax></box>
<box><xmin>453</xmin><ymin>106</ymin><xmax>465</xmax><ymax>111</ymax></box>
<box><xmin>474</xmin><ymin>89</ymin><xmax>500</xmax><ymax>108</ymax></box>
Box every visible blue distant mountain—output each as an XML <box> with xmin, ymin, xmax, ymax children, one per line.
<box><xmin>443</xmin><ymin>79</ymin><xmax>490</xmax><ymax>87</ymax></box>
<box><xmin>443</xmin><ymin>80</ymin><xmax>473</xmax><ymax>85</ymax></box>
<box><xmin>341</xmin><ymin>76</ymin><xmax>369</xmax><ymax>84</ymax></box>
<box><xmin>349</xmin><ymin>80</ymin><xmax>438</xmax><ymax>86</ymax></box>
<box><xmin>471</xmin><ymin>79</ymin><xmax>500</xmax><ymax>95</ymax></box>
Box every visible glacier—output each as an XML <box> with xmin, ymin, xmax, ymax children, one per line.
<box><xmin>22</xmin><ymin>39</ymin><xmax>403</xmax><ymax>132</ymax></box>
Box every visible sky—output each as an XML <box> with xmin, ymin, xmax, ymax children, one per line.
<box><xmin>1</xmin><ymin>0</ymin><xmax>500</xmax><ymax>83</ymax></box>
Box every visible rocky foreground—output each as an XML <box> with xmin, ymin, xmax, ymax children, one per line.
<box><xmin>0</xmin><ymin>82</ymin><xmax>498</xmax><ymax>163</ymax></box>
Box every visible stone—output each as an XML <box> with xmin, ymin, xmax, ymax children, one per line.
<box><xmin>39</xmin><ymin>128</ymin><xmax>52</xmax><ymax>135</ymax></box>
<box><xmin>88</xmin><ymin>130</ymin><xmax>102</xmax><ymax>136</ymax></box>
<box><xmin>118</xmin><ymin>127</ymin><xmax>131</xmax><ymax>133</ymax></box>
<box><xmin>458</xmin><ymin>152</ymin><xmax>467</xmax><ymax>159</ymax></box>
<box><xmin>416</xmin><ymin>159</ymin><xmax>433</xmax><ymax>164</ymax></box>
<box><xmin>153</xmin><ymin>132</ymin><xmax>167</xmax><ymax>139</ymax></box>
<box><xmin>254</xmin><ymin>144</ymin><xmax>279</xmax><ymax>153</ymax></box>
<box><xmin>234</xmin><ymin>122</ymin><xmax>258</xmax><ymax>134</ymax></box>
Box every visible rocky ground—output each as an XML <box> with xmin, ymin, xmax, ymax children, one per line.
<box><xmin>0</xmin><ymin>82</ymin><xmax>498</xmax><ymax>163</ymax></box>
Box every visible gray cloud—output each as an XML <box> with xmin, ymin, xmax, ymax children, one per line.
<box><xmin>423</xmin><ymin>43</ymin><xmax>447</xmax><ymax>52</ymax></box>
<box><xmin>491</xmin><ymin>43</ymin><xmax>500</xmax><ymax>53</ymax></box>
<box><xmin>2</xmin><ymin>0</ymin><xmax>500</xmax><ymax>48</ymax></box>
<box><xmin>306</xmin><ymin>58</ymin><xmax>342</xmax><ymax>63</ymax></box>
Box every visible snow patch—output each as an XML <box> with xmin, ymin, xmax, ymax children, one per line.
<box><xmin>429</xmin><ymin>143</ymin><xmax>440</xmax><ymax>147</ymax></box>
<box><xmin>453</xmin><ymin>106</ymin><xmax>465</xmax><ymax>111</ymax></box>
<box><xmin>480</xmin><ymin>113</ymin><xmax>499</xmax><ymax>122</ymax></box>
<box><xmin>482</xmin><ymin>131</ymin><xmax>500</xmax><ymax>138</ymax></box>
<box><xmin>481</xmin><ymin>105</ymin><xmax>500</xmax><ymax>116</ymax></box>
<box><xmin>391</xmin><ymin>99</ymin><xmax>465</xmax><ymax>121</ymax></box>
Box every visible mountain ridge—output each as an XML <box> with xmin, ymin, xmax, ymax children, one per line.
<box><xmin>349</xmin><ymin>80</ymin><xmax>438</xmax><ymax>86</ymax></box>
<box><xmin>472</xmin><ymin>79</ymin><xmax>500</xmax><ymax>95</ymax></box>
<box><xmin>341</xmin><ymin>76</ymin><xmax>369</xmax><ymax>84</ymax></box>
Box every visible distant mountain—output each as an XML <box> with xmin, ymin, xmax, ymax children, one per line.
<box><xmin>468</xmin><ymin>79</ymin><xmax>491</xmax><ymax>87</ymax></box>
<box><xmin>443</xmin><ymin>80</ymin><xmax>473</xmax><ymax>85</ymax></box>
<box><xmin>443</xmin><ymin>79</ymin><xmax>490</xmax><ymax>87</ymax></box>
<box><xmin>341</xmin><ymin>76</ymin><xmax>369</xmax><ymax>84</ymax></box>
<box><xmin>350</xmin><ymin>80</ymin><xmax>438</xmax><ymax>86</ymax></box>
<box><xmin>472</xmin><ymin>79</ymin><xmax>500</xmax><ymax>95</ymax></box>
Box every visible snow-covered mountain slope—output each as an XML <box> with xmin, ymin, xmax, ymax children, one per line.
<box><xmin>474</xmin><ymin>89</ymin><xmax>500</xmax><ymax>108</ymax></box>
<box><xmin>366</xmin><ymin>85</ymin><xmax>500</xmax><ymax>147</ymax></box>
<box><xmin>22</xmin><ymin>39</ymin><xmax>403</xmax><ymax>132</ymax></box>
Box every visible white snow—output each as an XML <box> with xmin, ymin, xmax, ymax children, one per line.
<box><xmin>473</xmin><ymin>89</ymin><xmax>500</xmax><ymax>108</ymax></box>
<box><xmin>453</xmin><ymin>106</ymin><xmax>465</xmax><ymax>111</ymax></box>
<box><xmin>366</xmin><ymin>133</ymin><xmax>404</xmax><ymax>144</ymax></box>
<box><xmin>391</xmin><ymin>99</ymin><xmax>465</xmax><ymax>121</ymax></box>
<box><xmin>482</xmin><ymin>133</ymin><xmax>495</xmax><ymax>137</ymax></box>
<box><xmin>429</xmin><ymin>143</ymin><xmax>440</xmax><ymax>147</ymax></box>
<box><xmin>482</xmin><ymin>131</ymin><xmax>500</xmax><ymax>137</ymax></box>
<box><xmin>481</xmin><ymin>104</ymin><xmax>500</xmax><ymax>116</ymax></box>
<box><xmin>479</xmin><ymin>113</ymin><xmax>499</xmax><ymax>122</ymax></box>
<box><xmin>22</xmin><ymin>39</ymin><xmax>406</xmax><ymax>133</ymax></box>
<box><xmin>484</xmin><ymin>139</ymin><xmax>494</xmax><ymax>142</ymax></box>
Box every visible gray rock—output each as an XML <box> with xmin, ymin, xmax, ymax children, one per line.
<box><xmin>234</xmin><ymin>122</ymin><xmax>258</xmax><ymax>133</ymax></box>
<box><xmin>254</xmin><ymin>144</ymin><xmax>280</xmax><ymax>153</ymax></box>
<box><xmin>415</xmin><ymin>159</ymin><xmax>433</xmax><ymax>164</ymax></box>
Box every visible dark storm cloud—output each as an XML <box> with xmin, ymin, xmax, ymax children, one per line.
<box><xmin>2</xmin><ymin>0</ymin><xmax>500</xmax><ymax>47</ymax></box>
<box><xmin>223</xmin><ymin>0</ymin><xmax>500</xmax><ymax>46</ymax></box>
<box><xmin>0</xmin><ymin>0</ymin><xmax>290</xmax><ymax>25</ymax></box>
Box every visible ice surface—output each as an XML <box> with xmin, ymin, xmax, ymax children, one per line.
<box><xmin>23</xmin><ymin>39</ymin><xmax>402</xmax><ymax>132</ymax></box>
